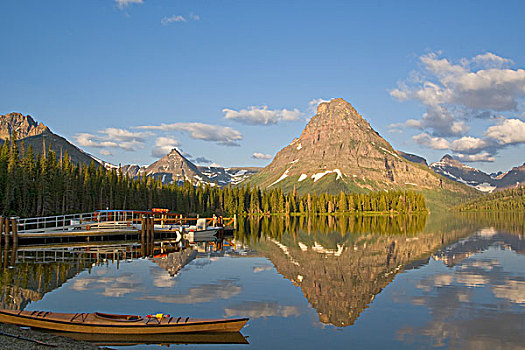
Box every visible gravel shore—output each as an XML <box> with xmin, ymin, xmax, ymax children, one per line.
<box><xmin>0</xmin><ymin>324</ymin><xmax>103</xmax><ymax>350</ymax></box>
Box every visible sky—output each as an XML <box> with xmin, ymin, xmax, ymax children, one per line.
<box><xmin>1</xmin><ymin>0</ymin><xmax>525</xmax><ymax>173</ymax></box>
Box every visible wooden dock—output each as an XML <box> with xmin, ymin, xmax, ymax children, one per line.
<box><xmin>0</xmin><ymin>210</ymin><xmax>236</xmax><ymax>246</ymax></box>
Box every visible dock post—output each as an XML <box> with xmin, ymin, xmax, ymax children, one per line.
<box><xmin>149</xmin><ymin>215</ymin><xmax>155</xmax><ymax>255</ymax></box>
<box><xmin>0</xmin><ymin>216</ymin><xmax>3</xmax><ymax>250</ymax></box>
<box><xmin>3</xmin><ymin>218</ymin><xmax>9</xmax><ymax>267</ymax></box>
<box><xmin>11</xmin><ymin>217</ymin><xmax>18</xmax><ymax>249</ymax></box>
<box><xmin>10</xmin><ymin>217</ymin><xmax>17</xmax><ymax>266</ymax></box>
<box><xmin>141</xmin><ymin>215</ymin><xmax>146</xmax><ymax>257</ymax></box>
<box><xmin>4</xmin><ymin>217</ymin><xmax>9</xmax><ymax>250</ymax></box>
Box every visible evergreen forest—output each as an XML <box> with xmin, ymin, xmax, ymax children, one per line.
<box><xmin>0</xmin><ymin>139</ymin><xmax>427</xmax><ymax>218</ymax></box>
<box><xmin>456</xmin><ymin>186</ymin><xmax>525</xmax><ymax>212</ymax></box>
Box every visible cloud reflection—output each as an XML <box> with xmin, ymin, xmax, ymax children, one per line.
<box><xmin>138</xmin><ymin>279</ymin><xmax>241</xmax><ymax>304</ymax></box>
<box><xmin>399</xmin><ymin>253</ymin><xmax>525</xmax><ymax>348</ymax></box>
<box><xmin>224</xmin><ymin>301</ymin><xmax>301</xmax><ymax>319</ymax></box>
<box><xmin>69</xmin><ymin>273</ymin><xmax>143</xmax><ymax>297</ymax></box>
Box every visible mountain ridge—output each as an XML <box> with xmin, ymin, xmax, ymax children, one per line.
<box><xmin>430</xmin><ymin>155</ymin><xmax>525</xmax><ymax>192</ymax></box>
<box><xmin>248</xmin><ymin>98</ymin><xmax>476</xmax><ymax>205</ymax></box>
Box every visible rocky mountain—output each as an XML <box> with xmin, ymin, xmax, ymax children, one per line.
<box><xmin>430</xmin><ymin>155</ymin><xmax>496</xmax><ymax>192</ymax></box>
<box><xmin>495</xmin><ymin>163</ymin><xmax>525</xmax><ymax>189</ymax></box>
<box><xmin>0</xmin><ymin>113</ymin><xmax>48</xmax><ymax>140</ymax></box>
<box><xmin>119</xmin><ymin>149</ymin><xmax>260</xmax><ymax>187</ymax></box>
<box><xmin>0</xmin><ymin>113</ymin><xmax>97</xmax><ymax>166</ymax></box>
<box><xmin>430</xmin><ymin>155</ymin><xmax>525</xmax><ymax>192</ymax></box>
<box><xmin>18</xmin><ymin>129</ymin><xmax>97</xmax><ymax>166</ymax></box>
<box><xmin>120</xmin><ymin>164</ymin><xmax>145</xmax><ymax>178</ymax></box>
<box><xmin>248</xmin><ymin>98</ymin><xmax>473</xmax><ymax>197</ymax></box>
<box><xmin>198</xmin><ymin>166</ymin><xmax>260</xmax><ymax>186</ymax></box>
<box><xmin>397</xmin><ymin>150</ymin><xmax>428</xmax><ymax>166</ymax></box>
<box><xmin>144</xmin><ymin>148</ymin><xmax>205</xmax><ymax>184</ymax></box>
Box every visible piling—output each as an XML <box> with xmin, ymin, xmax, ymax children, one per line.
<box><xmin>10</xmin><ymin>217</ymin><xmax>18</xmax><ymax>266</ymax></box>
<box><xmin>11</xmin><ymin>217</ymin><xmax>18</xmax><ymax>248</ymax></box>
<box><xmin>0</xmin><ymin>216</ymin><xmax>3</xmax><ymax>250</ymax></box>
<box><xmin>3</xmin><ymin>217</ymin><xmax>9</xmax><ymax>251</ymax></box>
<box><xmin>141</xmin><ymin>215</ymin><xmax>146</xmax><ymax>257</ymax></box>
<box><xmin>150</xmin><ymin>215</ymin><xmax>155</xmax><ymax>243</ymax></box>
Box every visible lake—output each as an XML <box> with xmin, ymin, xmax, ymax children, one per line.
<box><xmin>1</xmin><ymin>213</ymin><xmax>524</xmax><ymax>349</ymax></box>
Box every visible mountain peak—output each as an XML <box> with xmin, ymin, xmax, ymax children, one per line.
<box><xmin>314</xmin><ymin>98</ymin><xmax>363</xmax><ymax>124</ymax></box>
<box><xmin>0</xmin><ymin>112</ymin><xmax>49</xmax><ymax>140</ymax></box>
<box><xmin>248</xmin><ymin>98</ymin><xmax>469</xmax><ymax>194</ymax></box>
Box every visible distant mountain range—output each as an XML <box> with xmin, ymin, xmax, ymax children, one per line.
<box><xmin>2</xmin><ymin>108</ymin><xmax>522</xmax><ymax>194</ymax></box>
<box><xmin>119</xmin><ymin>148</ymin><xmax>260</xmax><ymax>186</ymax></box>
<box><xmin>429</xmin><ymin>154</ymin><xmax>525</xmax><ymax>192</ymax></box>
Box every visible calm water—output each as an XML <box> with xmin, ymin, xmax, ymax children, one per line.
<box><xmin>1</xmin><ymin>213</ymin><xmax>524</xmax><ymax>349</ymax></box>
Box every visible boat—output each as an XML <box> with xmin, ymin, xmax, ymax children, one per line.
<box><xmin>0</xmin><ymin>310</ymin><xmax>248</xmax><ymax>334</ymax></box>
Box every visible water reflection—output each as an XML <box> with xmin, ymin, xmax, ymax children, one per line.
<box><xmin>397</xmin><ymin>231</ymin><xmax>525</xmax><ymax>348</ymax></box>
<box><xmin>0</xmin><ymin>213</ymin><xmax>523</xmax><ymax>349</ymax></box>
<box><xmin>235</xmin><ymin>214</ymin><xmax>473</xmax><ymax>327</ymax></box>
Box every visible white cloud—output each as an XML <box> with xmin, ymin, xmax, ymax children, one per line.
<box><xmin>75</xmin><ymin>128</ymin><xmax>152</xmax><ymax>152</ymax></box>
<box><xmin>137</xmin><ymin>122</ymin><xmax>242</xmax><ymax>146</ymax></box>
<box><xmin>161</xmin><ymin>13</ymin><xmax>199</xmax><ymax>25</ymax></box>
<box><xmin>456</xmin><ymin>152</ymin><xmax>495</xmax><ymax>163</ymax></box>
<box><xmin>115</xmin><ymin>0</ymin><xmax>142</xmax><ymax>9</ymax></box>
<box><xmin>252</xmin><ymin>153</ymin><xmax>273</xmax><ymax>159</ymax></box>
<box><xmin>223</xmin><ymin>106</ymin><xmax>302</xmax><ymax>125</ymax></box>
<box><xmin>161</xmin><ymin>15</ymin><xmax>186</xmax><ymax>25</ymax></box>
<box><xmin>471</xmin><ymin>52</ymin><xmax>514</xmax><ymax>69</ymax></box>
<box><xmin>152</xmin><ymin>136</ymin><xmax>180</xmax><ymax>158</ymax></box>
<box><xmin>392</xmin><ymin>52</ymin><xmax>525</xmax><ymax>161</ymax></box>
<box><xmin>485</xmin><ymin>118</ymin><xmax>525</xmax><ymax>145</ymax></box>
<box><xmin>75</xmin><ymin>133</ymin><xmax>118</xmax><ymax>148</ymax></box>
<box><xmin>391</xmin><ymin>52</ymin><xmax>525</xmax><ymax>139</ymax></box>
<box><xmin>412</xmin><ymin>133</ymin><xmax>450</xmax><ymax>150</ymax></box>
<box><xmin>99</xmin><ymin>149</ymin><xmax>112</xmax><ymax>156</ymax></box>
<box><xmin>308</xmin><ymin>98</ymin><xmax>331</xmax><ymax>113</ymax></box>
<box><xmin>450</xmin><ymin>136</ymin><xmax>490</xmax><ymax>153</ymax></box>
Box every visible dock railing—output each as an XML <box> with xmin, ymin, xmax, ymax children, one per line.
<box><xmin>16</xmin><ymin>211</ymin><xmax>147</xmax><ymax>234</ymax></box>
<box><xmin>14</xmin><ymin>210</ymin><xmax>236</xmax><ymax>236</ymax></box>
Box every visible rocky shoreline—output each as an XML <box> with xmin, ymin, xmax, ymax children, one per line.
<box><xmin>0</xmin><ymin>324</ymin><xmax>102</xmax><ymax>350</ymax></box>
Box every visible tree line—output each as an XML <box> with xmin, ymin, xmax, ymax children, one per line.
<box><xmin>0</xmin><ymin>138</ymin><xmax>426</xmax><ymax>218</ymax></box>
<box><xmin>456</xmin><ymin>186</ymin><xmax>525</xmax><ymax>212</ymax></box>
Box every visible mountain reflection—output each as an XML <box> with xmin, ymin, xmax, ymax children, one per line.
<box><xmin>237</xmin><ymin>214</ymin><xmax>523</xmax><ymax>328</ymax></box>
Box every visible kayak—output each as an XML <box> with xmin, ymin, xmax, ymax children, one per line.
<box><xmin>0</xmin><ymin>310</ymin><xmax>248</xmax><ymax>334</ymax></box>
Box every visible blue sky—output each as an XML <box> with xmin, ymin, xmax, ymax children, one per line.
<box><xmin>1</xmin><ymin>0</ymin><xmax>525</xmax><ymax>173</ymax></box>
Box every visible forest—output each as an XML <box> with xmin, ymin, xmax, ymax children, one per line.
<box><xmin>0</xmin><ymin>139</ymin><xmax>427</xmax><ymax>218</ymax></box>
<box><xmin>456</xmin><ymin>186</ymin><xmax>525</xmax><ymax>212</ymax></box>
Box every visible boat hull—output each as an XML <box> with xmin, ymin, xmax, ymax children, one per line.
<box><xmin>0</xmin><ymin>310</ymin><xmax>248</xmax><ymax>334</ymax></box>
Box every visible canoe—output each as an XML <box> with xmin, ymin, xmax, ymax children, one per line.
<box><xmin>0</xmin><ymin>310</ymin><xmax>248</xmax><ymax>334</ymax></box>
